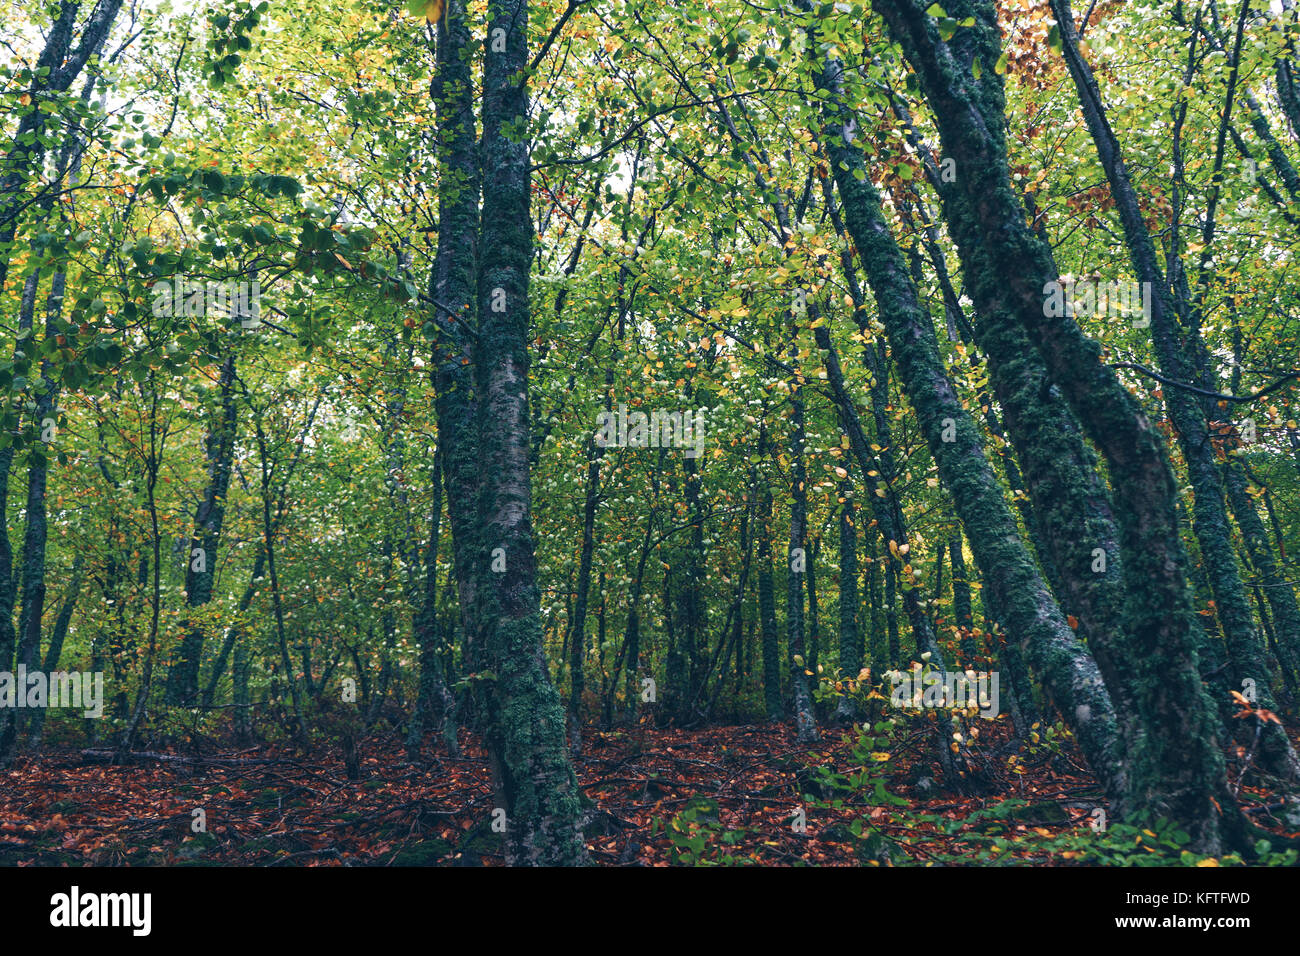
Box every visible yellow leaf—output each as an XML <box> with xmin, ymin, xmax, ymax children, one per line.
<box><xmin>424</xmin><ymin>0</ymin><xmax>444</xmax><ymax>22</ymax></box>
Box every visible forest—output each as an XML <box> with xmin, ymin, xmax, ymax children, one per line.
<box><xmin>1</xmin><ymin>0</ymin><xmax>1300</xmax><ymax>872</ymax></box>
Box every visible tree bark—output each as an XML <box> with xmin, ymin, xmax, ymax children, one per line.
<box><xmin>166</xmin><ymin>354</ymin><xmax>238</xmax><ymax>705</ymax></box>
<box><xmin>809</xmin><ymin>17</ymin><xmax>1125</xmax><ymax>807</ymax></box>
<box><xmin>459</xmin><ymin>0</ymin><xmax>586</xmax><ymax>864</ymax></box>
<box><xmin>786</xmin><ymin>383</ymin><xmax>818</xmax><ymax>743</ymax></box>
<box><xmin>869</xmin><ymin>0</ymin><xmax>1253</xmax><ymax>851</ymax></box>
<box><xmin>1049</xmin><ymin>0</ymin><xmax>1299</xmax><ymax>779</ymax></box>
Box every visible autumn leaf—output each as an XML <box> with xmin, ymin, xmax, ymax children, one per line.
<box><xmin>406</xmin><ymin>0</ymin><xmax>444</xmax><ymax>22</ymax></box>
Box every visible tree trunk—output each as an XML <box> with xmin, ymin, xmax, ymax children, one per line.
<box><xmin>464</xmin><ymin>0</ymin><xmax>586</xmax><ymax>864</ymax></box>
<box><xmin>26</xmin><ymin>553</ymin><xmax>85</xmax><ymax>747</ymax></box>
<box><xmin>202</xmin><ymin>549</ymin><xmax>265</xmax><ymax>710</ymax></box>
<box><xmin>1049</xmin><ymin>0</ymin><xmax>1299</xmax><ymax>780</ymax></box>
<box><xmin>167</xmin><ymin>354</ymin><xmax>238</xmax><ymax>705</ymax></box>
<box><xmin>757</xmin><ymin>474</ymin><xmax>783</xmax><ymax>721</ymax></box>
<box><xmin>870</xmin><ymin>0</ymin><xmax>1251</xmax><ymax>852</ymax></box>
<box><xmin>407</xmin><ymin>446</ymin><xmax>459</xmax><ymax>758</ymax></box>
<box><xmin>809</xmin><ymin>19</ymin><xmax>1125</xmax><ymax>807</ymax></box>
<box><xmin>785</xmin><ymin>382</ymin><xmax>818</xmax><ymax>743</ymax></box>
<box><xmin>836</xmin><ymin>480</ymin><xmax>863</xmax><ymax>722</ymax></box>
<box><xmin>566</xmin><ymin>434</ymin><xmax>602</xmax><ymax>754</ymax></box>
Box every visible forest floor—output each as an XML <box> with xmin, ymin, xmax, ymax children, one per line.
<box><xmin>2</xmin><ymin>718</ymin><xmax>1298</xmax><ymax>866</ymax></box>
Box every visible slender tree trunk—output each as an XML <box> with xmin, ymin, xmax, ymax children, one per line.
<box><xmin>430</xmin><ymin>0</ymin><xmax>484</xmax><ymax>688</ymax></box>
<box><xmin>567</xmin><ymin>435</ymin><xmax>603</xmax><ymax>752</ymax></box>
<box><xmin>120</xmin><ymin>380</ymin><xmax>165</xmax><ymax>757</ymax></box>
<box><xmin>949</xmin><ymin>533</ymin><xmax>975</xmax><ymax>662</ymax></box>
<box><xmin>255</xmin><ymin>416</ymin><xmax>306</xmax><ymax>749</ymax></box>
<box><xmin>167</xmin><ymin>355</ymin><xmax>238</xmax><ymax>705</ymax></box>
<box><xmin>836</xmin><ymin>480</ymin><xmax>862</xmax><ymax>722</ymax></box>
<box><xmin>1225</xmin><ymin>459</ymin><xmax>1300</xmax><ymax>689</ymax></box>
<box><xmin>867</xmin><ymin>548</ymin><xmax>885</xmax><ymax>685</ymax></box>
<box><xmin>757</xmin><ymin>475</ymin><xmax>783</xmax><ymax>721</ymax></box>
<box><xmin>884</xmin><ymin>554</ymin><xmax>899</xmax><ymax>669</ymax></box>
<box><xmin>26</xmin><ymin>553</ymin><xmax>84</xmax><ymax>747</ymax></box>
<box><xmin>786</xmin><ymin>383</ymin><xmax>818</xmax><ymax>743</ymax></box>
<box><xmin>622</xmin><ymin>512</ymin><xmax>655</xmax><ymax>725</ymax></box>
<box><xmin>807</xmin><ymin>536</ymin><xmax>822</xmax><ymax>676</ymax></box>
<box><xmin>202</xmin><ymin>549</ymin><xmax>265</xmax><ymax>710</ymax></box>
<box><xmin>16</xmin><ymin>268</ymin><xmax>71</xmax><ymax>700</ymax></box>
<box><xmin>407</xmin><ymin>446</ymin><xmax>459</xmax><ymax>758</ymax></box>
<box><xmin>680</xmin><ymin>451</ymin><xmax>707</xmax><ymax>721</ymax></box>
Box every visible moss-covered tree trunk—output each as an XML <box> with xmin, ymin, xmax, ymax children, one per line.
<box><xmin>809</xmin><ymin>22</ymin><xmax>1125</xmax><ymax>809</ymax></box>
<box><xmin>868</xmin><ymin>0</ymin><xmax>1253</xmax><ymax>852</ymax></box>
<box><xmin>1047</xmin><ymin>0</ymin><xmax>1298</xmax><ymax>780</ymax></box>
<box><xmin>1225</xmin><ymin>459</ymin><xmax>1300</xmax><ymax>689</ymax></box>
<box><xmin>429</xmin><ymin>0</ymin><xmax>484</xmax><ymax>692</ymax></box>
<box><xmin>469</xmin><ymin>0</ymin><xmax>586</xmax><ymax>864</ymax></box>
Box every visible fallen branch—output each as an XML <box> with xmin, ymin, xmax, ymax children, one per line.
<box><xmin>79</xmin><ymin>749</ymin><xmax>276</xmax><ymax>767</ymax></box>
